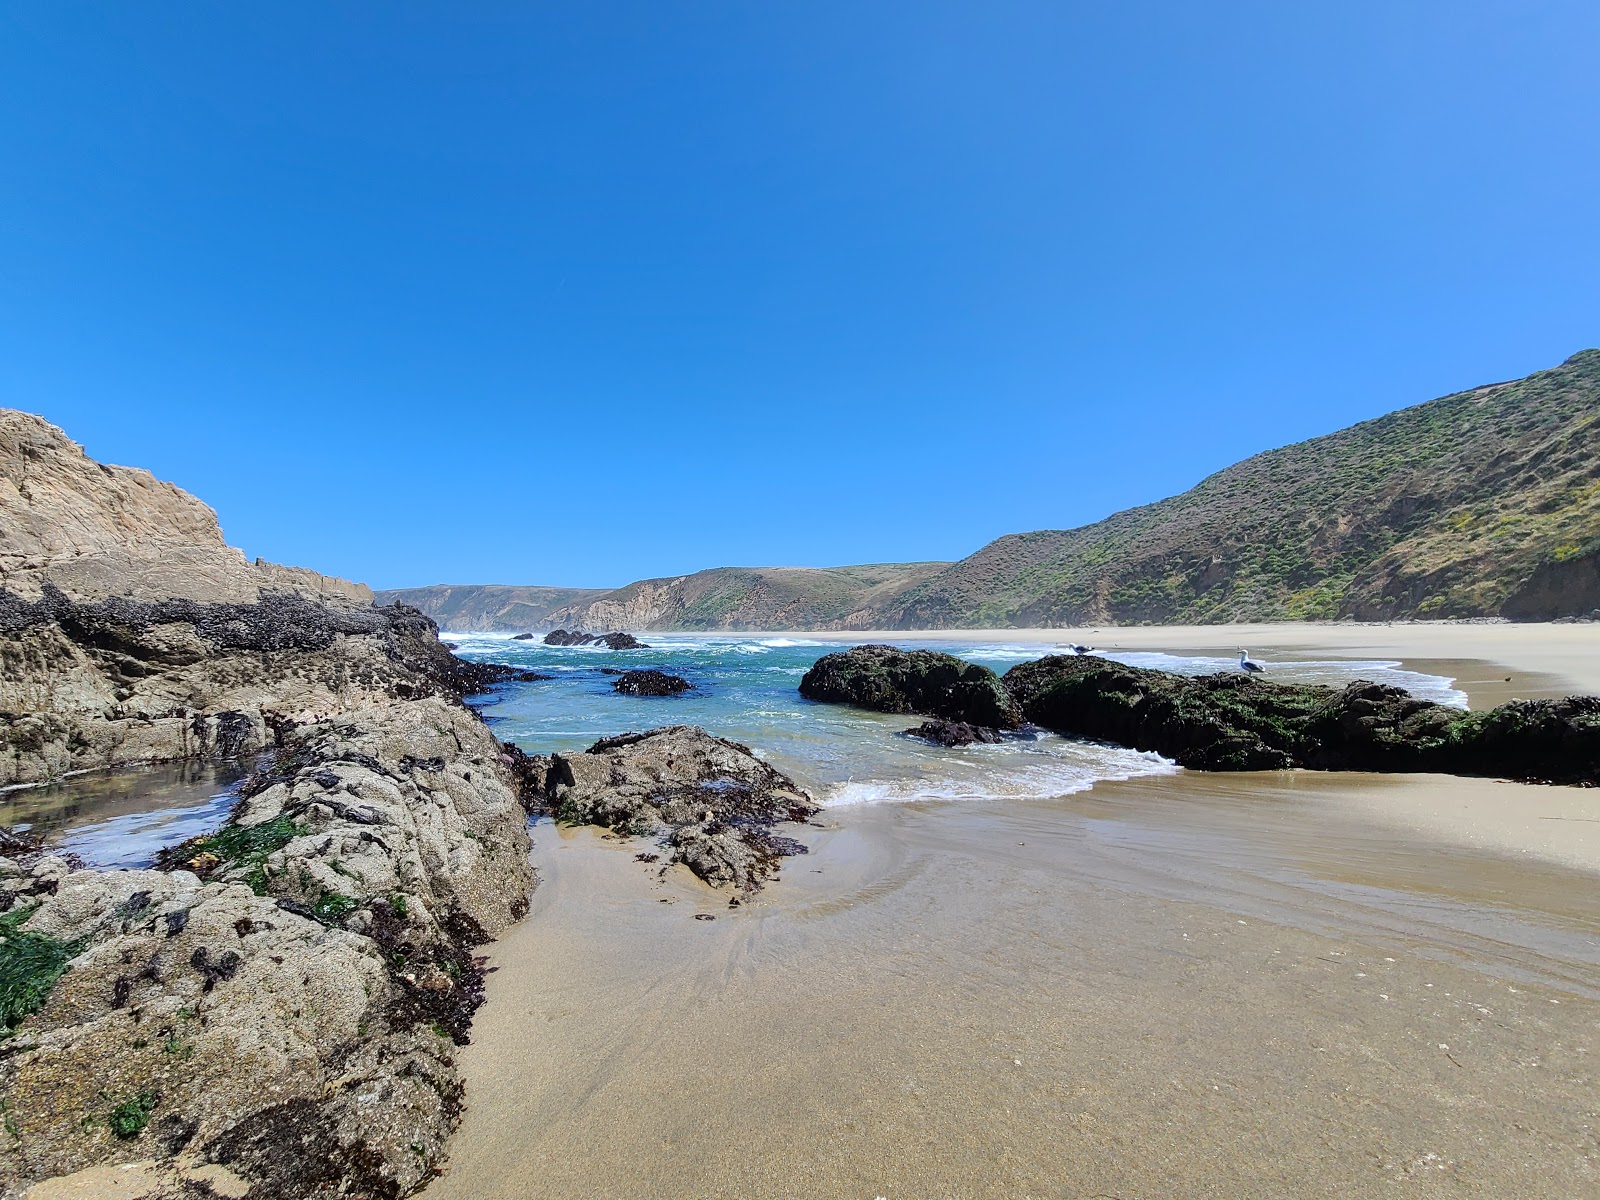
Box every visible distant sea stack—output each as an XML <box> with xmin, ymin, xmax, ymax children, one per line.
<box><xmin>383</xmin><ymin>350</ymin><xmax>1600</xmax><ymax>629</ymax></box>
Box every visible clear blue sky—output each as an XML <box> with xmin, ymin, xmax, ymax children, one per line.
<box><xmin>3</xmin><ymin>3</ymin><xmax>1597</xmax><ymax>590</ymax></box>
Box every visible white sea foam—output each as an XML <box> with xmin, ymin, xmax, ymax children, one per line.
<box><xmin>1107</xmin><ymin>652</ymin><xmax>1468</xmax><ymax>707</ymax></box>
<box><xmin>821</xmin><ymin>745</ymin><xmax>1177</xmax><ymax>807</ymax></box>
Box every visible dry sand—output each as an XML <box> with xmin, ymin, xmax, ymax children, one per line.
<box><xmin>432</xmin><ymin>628</ymin><xmax>1599</xmax><ymax>1200</ymax></box>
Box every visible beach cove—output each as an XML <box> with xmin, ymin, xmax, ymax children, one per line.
<box><xmin>432</xmin><ymin>623</ymin><xmax>1599</xmax><ymax>1200</ymax></box>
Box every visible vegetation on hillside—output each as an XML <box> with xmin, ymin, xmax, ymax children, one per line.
<box><xmin>385</xmin><ymin>352</ymin><xmax>1599</xmax><ymax>629</ymax></box>
<box><xmin>373</xmin><ymin>584</ymin><xmax>609</xmax><ymax>632</ymax></box>
<box><xmin>871</xmin><ymin>349</ymin><xmax>1600</xmax><ymax>626</ymax></box>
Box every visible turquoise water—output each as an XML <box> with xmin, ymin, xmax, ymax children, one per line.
<box><xmin>451</xmin><ymin>633</ymin><xmax>1468</xmax><ymax>807</ymax></box>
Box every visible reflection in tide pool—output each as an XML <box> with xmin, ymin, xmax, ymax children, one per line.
<box><xmin>0</xmin><ymin>758</ymin><xmax>255</xmax><ymax>869</ymax></box>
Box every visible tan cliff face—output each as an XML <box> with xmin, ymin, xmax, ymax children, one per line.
<box><xmin>0</xmin><ymin>409</ymin><xmax>370</xmax><ymax>606</ymax></box>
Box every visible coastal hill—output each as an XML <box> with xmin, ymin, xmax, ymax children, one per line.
<box><xmin>382</xmin><ymin>563</ymin><xmax>951</xmax><ymax>633</ymax></box>
<box><xmin>876</xmin><ymin>348</ymin><xmax>1600</xmax><ymax>626</ymax></box>
<box><xmin>372</xmin><ymin>583</ymin><xmax>610</xmax><ymax>632</ymax></box>
<box><xmin>384</xmin><ymin>350</ymin><xmax>1600</xmax><ymax>630</ymax></box>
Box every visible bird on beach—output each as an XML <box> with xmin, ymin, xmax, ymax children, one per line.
<box><xmin>1238</xmin><ymin>649</ymin><xmax>1265</xmax><ymax>674</ymax></box>
<box><xmin>1068</xmin><ymin>644</ymin><xmax>1096</xmax><ymax>656</ymax></box>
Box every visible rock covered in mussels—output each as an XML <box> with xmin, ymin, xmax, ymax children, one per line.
<box><xmin>1003</xmin><ymin>654</ymin><xmax>1600</xmax><ymax>783</ymax></box>
<box><xmin>611</xmin><ymin>669</ymin><xmax>692</xmax><ymax>696</ymax></box>
<box><xmin>1</xmin><ymin>696</ymin><xmax>535</xmax><ymax>1197</ymax></box>
<box><xmin>523</xmin><ymin>725</ymin><xmax>818</xmax><ymax>892</ymax></box>
<box><xmin>799</xmin><ymin>644</ymin><xmax>1022</xmax><ymax>728</ymax></box>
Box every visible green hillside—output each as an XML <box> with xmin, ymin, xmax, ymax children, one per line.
<box><xmin>384</xmin><ymin>352</ymin><xmax>1600</xmax><ymax>631</ymax></box>
<box><xmin>542</xmin><ymin>562</ymin><xmax>952</xmax><ymax>631</ymax></box>
<box><xmin>374</xmin><ymin>584</ymin><xmax>609</xmax><ymax>632</ymax></box>
<box><xmin>869</xmin><ymin>350</ymin><xmax>1600</xmax><ymax>627</ymax></box>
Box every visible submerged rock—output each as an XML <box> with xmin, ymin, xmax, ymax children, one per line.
<box><xmin>902</xmin><ymin>718</ymin><xmax>1005</xmax><ymax>748</ymax></box>
<box><xmin>525</xmin><ymin>725</ymin><xmax>819</xmax><ymax>892</ymax></box>
<box><xmin>799</xmin><ymin>644</ymin><xmax>1022</xmax><ymax>728</ymax></box>
<box><xmin>511</xmin><ymin>632</ymin><xmax>536</xmax><ymax>640</ymax></box>
<box><xmin>1003</xmin><ymin>655</ymin><xmax>1600</xmax><ymax>783</ymax></box>
<box><xmin>611</xmin><ymin>669</ymin><xmax>692</xmax><ymax>696</ymax></box>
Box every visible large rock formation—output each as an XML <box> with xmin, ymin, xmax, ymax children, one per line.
<box><xmin>2</xmin><ymin>701</ymin><xmax>535</xmax><ymax>1199</ymax></box>
<box><xmin>522</xmin><ymin>726</ymin><xmax>818</xmax><ymax>893</ymax></box>
<box><xmin>1003</xmin><ymin>655</ymin><xmax>1600</xmax><ymax>783</ymax></box>
<box><xmin>0</xmin><ymin>410</ymin><xmax>538</xmax><ymax>1198</ymax></box>
<box><xmin>798</xmin><ymin>645</ymin><xmax>1022</xmax><ymax>729</ymax></box>
<box><xmin>0</xmin><ymin>411</ymin><xmax>367</xmax><ymax>607</ymax></box>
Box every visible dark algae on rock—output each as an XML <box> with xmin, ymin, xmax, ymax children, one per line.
<box><xmin>902</xmin><ymin>719</ymin><xmax>1006</xmax><ymax>748</ymax></box>
<box><xmin>799</xmin><ymin>644</ymin><xmax>1022</xmax><ymax>728</ymax></box>
<box><xmin>611</xmin><ymin>669</ymin><xmax>693</xmax><ymax>696</ymax></box>
<box><xmin>542</xmin><ymin>629</ymin><xmax>648</xmax><ymax>649</ymax></box>
<box><xmin>1004</xmin><ymin>655</ymin><xmax>1600</xmax><ymax>783</ymax></box>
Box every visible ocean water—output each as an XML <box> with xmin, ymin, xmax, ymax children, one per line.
<box><xmin>450</xmin><ymin>634</ymin><xmax>1469</xmax><ymax>808</ymax></box>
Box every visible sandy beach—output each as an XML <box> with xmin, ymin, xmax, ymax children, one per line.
<box><xmin>432</xmin><ymin>626</ymin><xmax>1599</xmax><ymax>1200</ymax></box>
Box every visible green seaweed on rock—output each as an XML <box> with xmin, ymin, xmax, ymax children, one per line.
<box><xmin>0</xmin><ymin>905</ymin><xmax>80</xmax><ymax>1039</ymax></box>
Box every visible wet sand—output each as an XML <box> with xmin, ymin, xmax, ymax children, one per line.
<box><xmin>436</xmin><ymin>779</ymin><xmax>1597</xmax><ymax>1199</ymax></box>
<box><xmin>433</xmin><ymin>631</ymin><xmax>1599</xmax><ymax>1199</ymax></box>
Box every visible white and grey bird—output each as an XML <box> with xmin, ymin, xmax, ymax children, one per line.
<box><xmin>1238</xmin><ymin>649</ymin><xmax>1265</xmax><ymax>674</ymax></box>
<box><xmin>1069</xmin><ymin>644</ymin><xmax>1095</xmax><ymax>656</ymax></box>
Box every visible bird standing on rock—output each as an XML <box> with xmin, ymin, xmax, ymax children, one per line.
<box><xmin>1238</xmin><ymin>649</ymin><xmax>1265</xmax><ymax>674</ymax></box>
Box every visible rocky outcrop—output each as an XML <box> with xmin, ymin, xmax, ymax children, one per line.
<box><xmin>611</xmin><ymin>670</ymin><xmax>692</xmax><ymax>696</ymax></box>
<box><xmin>1003</xmin><ymin>655</ymin><xmax>1600</xmax><ymax>783</ymax></box>
<box><xmin>0</xmin><ymin>410</ymin><xmax>540</xmax><ymax>1198</ymax></box>
<box><xmin>542</xmin><ymin>630</ymin><xmax>647</xmax><ymax>649</ymax></box>
<box><xmin>902</xmin><ymin>719</ymin><xmax>1004</xmax><ymax>748</ymax></box>
<box><xmin>0</xmin><ymin>411</ymin><xmax>368</xmax><ymax>606</ymax></box>
<box><xmin>0</xmin><ymin>585</ymin><xmax>515</xmax><ymax>788</ymax></box>
<box><xmin>1</xmin><ymin>697</ymin><xmax>535</xmax><ymax>1198</ymax></box>
<box><xmin>799</xmin><ymin>645</ymin><xmax>1021</xmax><ymax>728</ymax></box>
<box><xmin>524</xmin><ymin>726</ymin><xmax>818</xmax><ymax>893</ymax></box>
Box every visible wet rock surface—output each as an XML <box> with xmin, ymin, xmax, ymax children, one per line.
<box><xmin>542</xmin><ymin>629</ymin><xmax>648</xmax><ymax>649</ymax></box>
<box><xmin>1003</xmin><ymin>654</ymin><xmax>1600</xmax><ymax>783</ymax></box>
<box><xmin>799</xmin><ymin>644</ymin><xmax>1022</xmax><ymax>728</ymax></box>
<box><xmin>523</xmin><ymin>725</ymin><xmax>818</xmax><ymax>893</ymax></box>
<box><xmin>902</xmin><ymin>719</ymin><xmax>1005</xmax><ymax>748</ymax></box>
<box><xmin>611</xmin><ymin>669</ymin><xmax>692</xmax><ymax>696</ymax></box>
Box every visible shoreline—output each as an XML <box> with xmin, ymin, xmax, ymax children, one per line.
<box><xmin>433</xmin><ymin>764</ymin><xmax>1599</xmax><ymax>1199</ymax></box>
<box><xmin>428</xmin><ymin>628</ymin><xmax>1598</xmax><ymax>1198</ymax></box>
<box><xmin>450</xmin><ymin>621</ymin><xmax>1599</xmax><ymax>707</ymax></box>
